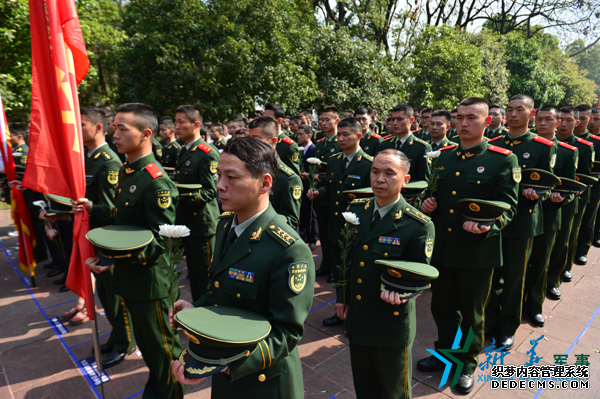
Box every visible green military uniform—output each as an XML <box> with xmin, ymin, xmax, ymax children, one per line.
<box><xmin>152</xmin><ymin>138</ymin><xmax>163</xmax><ymax>163</ymax></box>
<box><xmin>317</xmin><ymin>148</ymin><xmax>373</xmax><ymax>280</ymax></box>
<box><xmin>575</xmin><ymin>132</ymin><xmax>600</xmax><ymax>259</ymax></box>
<box><xmin>112</xmin><ymin>153</ymin><xmax>183</xmax><ymax>399</ymax></box>
<box><xmin>313</xmin><ymin>135</ymin><xmax>340</xmax><ymax>274</ymax></box>
<box><xmin>175</xmin><ymin>137</ymin><xmax>220</xmax><ymax>301</ymax></box>
<box><xmin>528</xmin><ymin>123</ymin><xmax>537</xmax><ymax>133</ymax></box>
<box><xmin>429</xmin><ymin>141</ymin><xmax>519</xmax><ymax>374</ymax></box>
<box><xmin>485</xmin><ymin>126</ymin><xmax>509</xmax><ymax>140</ymax></box>
<box><xmin>12</xmin><ymin>142</ymin><xmax>28</xmax><ymax>166</ymax></box>
<box><xmin>414</xmin><ymin>128</ymin><xmax>430</xmax><ymax>142</ymax></box>
<box><xmin>276</xmin><ymin>134</ymin><xmax>301</xmax><ymax>175</ymax></box>
<box><xmin>192</xmin><ymin>205</ymin><xmax>315</xmax><ymax>399</ymax></box>
<box><xmin>214</xmin><ymin>137</ymin><xmax>227</xmax><ymax>151</ymax></box>
<box><xmin>379</xmin><ymin>133</ymin><xmax>432</xmax><ymax>182</ymax></box>
<box><xmin>160</xmin><ymin>140</ymin><xmax>181</xmax><ymax>168</ymax></box>
<box><xmin>374</xmin><ymin>121</ymin><xmax>385</xmax><ymax>136</ymax></box>
<box><xmin>340</xmin><ymin>196</ymin><xmax>434</xmax><ymax>399</ymax></box>
<box><xmin>359</xmin><ymin>131</ymin><xmax>383</xmax><ymax>157</ymax></box>
<box><xmin>430</xmin><ymin>137</ymin><xmax>454</xmax><ymax>151</ymax></box>
<box><xmin>485</xmin><ymin>132</ymin><xmax>556</xmax><ymax>338</ymax></box>
<box><xmin>447</xmin><ymin>129</ymin><xmax>459</xmax><ymax>143</ymax></box>
<box><xmin>525</xmin><ymin>139</ymin><xmax>577</xmax><ymax>315</ymax></box>
<box><xmin>270</xmin><ymin>162</ymin><xmax>302</xmax><ymax>229</ymax></box>
<box><xmin>86</xmin><ymin>143</ymin><xmax>136</xmax><ymax>355</ymax></box>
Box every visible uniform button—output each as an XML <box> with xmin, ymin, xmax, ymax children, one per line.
<box><xmin>360</xmin><ymin>262</ymin><xmax>365</xmax><ymax>267</ymax></box>
<box><xmin>337</xmin><ymin>191</ymin><xmax>340</xmax><ymax>194</ymax></box>
<box><xmin>236</xmin><ymin>293</ymin><xmax>241</xmax><ymax>299</ymax></box>
<box><xmin>118</xmin><ymin>189</ymin><xmax>121</xmax><ymax>193</ymax></box>
<box><xmin>448</xmin><ymin>228</ymin><xmax>452</xmax><ymax>232</ymax></box>
<box><xmin>339</xmin><ymin>180</ymin><xmax>343</xmax><ymax>184</ymax></box>
<box><xmin>394</xmin><ymin>311</ymin><xmax>399</xmax><ymax>316</ymax></box>
<box><xmin>177</xmin><ymin>171</ymin><xmax>180</xmax><ymax>174</ymax></box>
<box><xmin>356</xmin><ymin>295</ymin><xmax>362</xmax><ymax>300</ymax></box>
<box><xmin>384</xmin><ymin>253</ymin><xmax>388</xmax><ymax>257</ymax></box>
<box><xmin>477</xmin><ymin>181</ymin><xmax>481</xmax><ymax>184</ymax></box>
<box><xmin>258</xmin><ymin>374</ymin><xmax>266</xmax><ymax>382</ymax></box>
<box><xmin>335</xmin><ymin>202</ymin><xmax>339</xmax><ymax>205</ymax></box>
<box><xmin>452</xmin><ymin>191</ymin><xmax>456</xmax><ymax>195</ymax></box>
<box><xmin>125</xmin><ymin>202</ymin><xmax>129</xmax><ymax>206</ymax></box>
<box><xmin>214</xmin><ymin>281</ymin><xmax>219</xmax><ymax>288</ymax></box>
<box><xmin>270</xmin><ymin>225</ymin><xmax>275</xmax><ymax>229</ymax></box>
<box><xmin>455</xmin><ymin>172</ymin><xmax>460</xmax><ymax>176</ymax></box>
<box><xmin>449</xmin><ymin>209</ymin><xmax>454</xmax><ymax>214</ymax></box>
<box><xmin>335</xmin><ymin>212</ymin><xmax>338</xmax><ymax>216</ymax></box>
<box><xmin>363</xmin><ymin>245</ymin><xmax>368</xmax><ymax>250</ymax></box>
<box><xmin>357</xmin><ymin>279</ymin><xmax>362</xmax><ymax>284</ymax></box>
<box><xmin>529</xmin><ymin>209</ymin><xmax>532</xmax><ymax>213</ymax></box>
<box><xmin>193</xmin><ymin>212</ymin><xmax>197</xmax><ymax>216</ymax></box>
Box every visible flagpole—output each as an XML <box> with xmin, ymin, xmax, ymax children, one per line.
<box><xmin>21</xmin><ymin>221</ymin><xmax>36</xmax><ymax>287</ymax></box>
<box><xmin>89</xmin><ymin>272</ymin><xmax>104</xmax><ymax>399</ymax></box>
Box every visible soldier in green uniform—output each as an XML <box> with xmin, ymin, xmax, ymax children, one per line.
<box><xmin>485</xmin><ymin>104</ymin><xmax>508</xmax><ymax>139</ymax></box>
<box><xmin>380</xmin><ymin>104</ymin><xmax>432</xmax><ymax>183</ymax></box>
<box><xmin>209</xmin><ymin>124</ymin><xmax>228</xmax><ymax>151</ymax></box>
<box><xmin>288</xmin><ymin>116</ymin><xmax>302</xmax><ymax>142</ymax></box>
<box><xmin>415</xmin><ymin>108</ymin><xmax>433</xmax><ymax>141</ymax></box>
<box><xmin>429</xmin><ymin>110</ymin><xmax>454</xmax><ymax>150</ymax></box>
<box><xmin>485</xmin><ymin>95</ymin><xmax>556</xmax><ymax>350</ymax></box>
<box><xmin>417</xmin><ymin>97</ymin><xmax>519</xmax><ymax>394</ymax></box>
<box><xmin>308</xmin><ymin>117</ymin><xmax>373</xmax><ymax>327</ymax></box>
<box><xmin>574</xmin><ymin>104</ymin><xmax>599</xmax><ymax>265</ymax></box>
<box><xmin>355</xmin><ymin>107</ymin><xmax>383</xmax><ymax>156</ymax></box>
<box><xmin>10</xmin><ymin>127</ymin><xmax>28</xmax><ymax>166</ymax></box>
<box><xmin>82</xmin><ymin>103</ymin><xmax>183</xmax><ymax>399</ymax></box>
<box><xmin>158</xmin><ymin>117</ymin><xmax>181</xmax><ymax>167</ymax></box>
<box><xmin>248</xmin><ymin>117</ymin><xmax>302</xmax><ymax>229</ymax></box>
<box><xmin>264</xmin><ymin>103</ymin><xmax>302</xmax><ymax>174</ymax></box>
<box><xmin>588</xmin><ymin>108</ymin><xmax>600</xmax><ymax>247</ymax></box>
<box><xmin>72</xmin><ymin>106</ymin><xmax>136</xmax><ymax>368</ymax></box>
<box><xmin>523</xmin><ymin>105</ymin><xmax>577</xmax><ymax>327</ymax></box>
<box><xmin>173</xmin><ymin>105</ymin><xmax>220</xmax><ymax>301</ymax></box>
<box><xmin>447</xmin><ymin>108</ymin><xmax>459</xmax><ymax>142</ymax></box>
<box><xmin>152</xmin><ymin>136</ymin><xmax>163</xmax><ymax>163</ymax></box>
<box><xmin>170</xmin><ymin>138</ymin><xmax>315</xmax><ymax>399</ymax></box>
<box><xmin>105</xmin><ymin>113</ymin><xmax>127</xmax><ymax>163</ymax></box>
<box><xmin>546</xmin><ymin>106</ymin><xmax>594</xmax><ymax>300</ymax></box>
<box><xmin>336</xmin><ymin>149</ymin><xmax>435</xmax><ymax>399</ymax></box>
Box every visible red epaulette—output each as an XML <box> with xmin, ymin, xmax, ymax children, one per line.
<box><xmin>317</xmin><ymin>138</ymin><xmax>325</xmax><ymax>143</ymax></box>
<box><xmin>440</xmin><ymin>144</ymin><xmax>457</xmax><ymax>151</ymax></box>
<box><xmin>411</xmin><ymin>129</ymin><xmax>420</xmax><ymax>134</ymax></box>
<box><xmin>488</xmin><ymin>135</ymin><xmax>503</xmax><ymax>143</ymax></box>
<box><xmin>559</xmin><ymin>142</ymin><xmax>578</xmax><ymax>151</ymax></box>
<box><xmin>197</xmin><ymin>143</ymin><xmax>212</xmax><ymax>154</ymax></box>
<box><xmin>282</xmin><ymin>137</ymin><xmax>294</xmax><ymax>145</ymax></box>
<box><xmin>590</xmin><ymin>134</ymin><xmax>600</xmax><ymax>142</ymax></box>
<box><xmin>371</xmin><ymin>133</ymin><xmax>381</xmax><ymax>139</ymax></box>
<box><xmin>488</xmin><ymin>145</ymin><xmax>512</xmax><ymax>155</ymax></box>
<box><xmin>383</xmin><ymin>134</ymin><xmax>392</xmax><ymax>140</ymax></box>
<box><xmin>533</xmin><ymin>136</ymin><xmax>553</xmax><ymax>146</ymax></box>
<box><xmin>145</xmin><ymin>163</ymin><xmax>164</xmax><ymax>179</ymax></box>
<box><xmin>576</xmin><ymin>137</ymin><xmax>593</xmax><ymax>146</ymax></box>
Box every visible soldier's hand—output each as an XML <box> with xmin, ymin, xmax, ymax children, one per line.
<box><xmin>522</xmin><ymin>188</ymin><xmax>540</xmax><ymax>200</ymax></box>
<box><xmin>335</xmin><ymin>303</ymin><xmax>349</xmax><ymax>320</ymax></box>
<box><xmin>300</xmin><ymin>172</ymin><xmax>309</xmax><ymax>180</ymax></box>
<box><xmin>169</xmin><ymin>300</ymin><xmax>194</xmax><ymax>328</ymax></box>
<box><xmin>315</xmin><ymin>175</ymin><xmax>323</xmax><ymax>183</ymax></box>
<box><xmin>463</xmin><ymin>221</ymin><xmax>491</xmax><ymax>234</ymax></box>
<box><xmin>172</xmin><ymin>360</ymin><xmax>205</xmax><ymax>385</ymax></box>
<box><xmin>72</xmin><ymin>198</ymin><xmax>92</xmax><ymax>213</ymax></box>
<box><xmin>550</xmin><ymin>192</ymin><xmax>564</xmax><ymax>203</ymax></box>
<box><xmin>307</xmin><ymin>188</ymin><xmax>319</xmax><ymax>200</ymax></box>
<box><xmin>380</xmin><ymin>290</ymin><xmax>409</xmax><ymax>305</ymax></box>
<box><xmin>85</xmin><ymin>257</ymin><xmax>110</xmax><ymax>274</ymax></box>
<box><xmin>421</xmin><ymin>197</ymin><xmax>437</xmax><ymax>213</ymax></box>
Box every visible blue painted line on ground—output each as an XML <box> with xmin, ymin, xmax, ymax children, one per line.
<box><xmin>328</xmin><ymin>395</ymin><xmax>336</xmax><ymax>399</ymax></box>
<box><xmin>310</xmin><ymin>299</ymin><xmax>336</xmax><ymax>312</ymax></box>
<box><xmin>532</xmin><ymin>301</ymin><xmax>600</xmax><ymax>399</ymax></box>
<box><xmin>35</xmin><ymin>275</ymin><xmax>47</xmax><ymax>279</ymax></box>
<box><xmin>124</xmin><ymin>389</ymin><xmax>144</xmax><ymax>399</ymax></box>
<box><xmin>0</xmin><ymin>242</ymin><xmax>103</xmax><ymax>399</ymax></box>
<box><xmin>42</xmin><ymin>297</ymin><xmax>78</xmax><ymax>310</ymax></box>
<box><xmin>69</xmin><ymin>333</ymin><xmax>111</xmax><ymax>350</ymax></box>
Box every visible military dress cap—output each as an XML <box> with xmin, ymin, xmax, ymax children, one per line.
<box><xmin>592</xmin><ymin>162</ymin><xmax>600</xmax><ymax>178</ymax></box>
<box><xmin>457</xmin><ymin>198</ymin><xmax>510</xmax><ymax>227</ymax></box>
<box><xmin>86</xmin><ymin>225</ymin><xmax>154</xmax><ymax>266</ymax></box>
<box><xmin>174</xmin><ymin>306</ymin><xmax>272</xmax><ymax>379</ymax></box>
<box><xmin>44</xmin><ymin>193</ymin><xmax>73</xmax><ymax>217</ymax></box>
<box><xmin>163</xmin><ymin>166</ymin><xmax>176</xmax><ymax>180</ymax></box>
<box><xmin>554</xmin><ymin>177</ymin><xmax>587</xmax><ymax>197</ymax></box>
<box><xmin>373</xmin><ymin>260</ymin><xmax>439</xmax><ymax>299</ymax></box>
<box><xmin>520</xmin><ymin>168</ymin><xmax>561</xmax><ymax>195</ymax></box>
<box><xmin>401</xmin><ymin>181</ymin><xmax>428</xmax><ymax>200</ymax></box>
<box><xmin>576</xmin><ymin>173</ymin><xmax>599</xmax><ymax>187</ymax></box>
<box><xmin>343</xmin><ymin>187</ymin><xmax>373</xmax><ymax>200</ymax></box>
<box><xmin>175</xmin><ymin>183</ymin><xmax>203</xmax><ymax>197</ymax></box>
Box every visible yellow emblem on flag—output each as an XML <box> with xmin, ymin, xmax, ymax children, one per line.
<box><xmin>289</xmin><ymin>262</ymin><xmax>308</xmax><ymax>294</ymax></box>
<box><xmin>157</xmin><ymin>190</ymin><xmax>172</xmax><ymax>209</ymax></box>
<box><xmin>107</xmin><ymin>171</ymin><xmax>118</xmax><ymax>185</ymax></box>
<box><xmin>210</xmin><ymin>161</ymin><xmax>218</xmax><ymax>174</ymax></box>
<box><xmin>292</xmin><ymin>185</ymin><xmax>302</xmax><ymax>200</ymax></box>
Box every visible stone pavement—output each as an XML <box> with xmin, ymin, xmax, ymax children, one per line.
<box><xmin>0</xmin><ymin>207</ymin><xmax>598</xmax><ymax>398</ymax></box>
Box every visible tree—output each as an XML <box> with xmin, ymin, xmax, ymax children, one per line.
<box><xmin>568</xmin><ymin>40</ymin><xmax>600</xmax><ymax>87</ymax></box>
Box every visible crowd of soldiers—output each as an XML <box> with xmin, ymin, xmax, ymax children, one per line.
<box><xmin>5</xmin><ymin>96</ymin><xmax>600</xmax><ymax>399</ymax></box>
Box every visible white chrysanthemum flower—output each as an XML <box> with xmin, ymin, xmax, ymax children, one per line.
<box><xmin>424</xmin><ymin>151</ymin><xmax>441</xmax><ymax>159</ymax></box>
<box><xmin>159</xmin><ymin>224</ymin><xmax>191</xmax><ymax>238</ymax></box>
<box><xmin>33</xmin><ymin>200</ymin><xmax>47</xmax><ymax>208</ymax></box>
<box><xmin>298</xmin><ymin>146</ymin><xmax>305</xmax><ymax>151</ymax></box>
<box><xmin>342</xmin><ymin>212</ymin><xmax>360</xmax><ymax>225</ymax></box>
<box><xmin>307</xmin><ymin>157</ymin><xmax>322</xmax><ymax>165</ymax></box>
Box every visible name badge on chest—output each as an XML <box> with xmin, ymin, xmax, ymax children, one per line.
<box><xmin>229</xmin><ymin>268</ymin><xmax>255</xmax><ymax>283</ymax></box>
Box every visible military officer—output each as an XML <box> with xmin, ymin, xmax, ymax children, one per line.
<box><xmin>209</xmin><ymin>123</ymin><xmax>228</xmax><ymax>151</ymax></box>
<box><xmin>336</xmin><ymin>149</ymin><xmax>435</xmax><ymax>399</ymax></box>
<box><xmin>105</xmin><ymin>113</ymin><xmax>127</xmax><ymax>163</ymax></box>
<box><xmin>417</xmin><ymin>97</ymin><xmax>519</xmax><ymax>394</ymax></box>
<box><xmin>308</xmin><ymin>117</ymin><xmax>373</xmax><ymax>327</ymax></box>
<box><xmin>152</xmin><ymin>136</ymin><xmax>163</xmax><ymax>162</ymax></box>
<box><xmin>355</xmin><ymin>107</ymin><xmax>383</xmax><ymax>156</ymax></box>
<box><xmin>589</xmin><ymin>108</ymin><xmax>600</xmax><ymax>247</ymax></box>
<box><xmin>82</xmin><ymin>103</ymin><xmax>183</xmax><ymax>399</ymax></box>
<box><xmin>158</xmin><ymin>117</ymin><xmax>181</xmax><ymax>167</ymax></box>
<box><xmin>429</xmin><ymin>110</ymin><xmax>454</xmax><ymax>150</ymax></box>
<box><xmin>485</xmin><ymin>104</ymin><xmax>508</xmax><ymax>139</ymax></box>
<box><xmin>170</xmin><ymin>138</ymin><xmax>315</xmax><ymax>399</ymax></box>
<box><xmin>10</xmin><ymin>126</ymin><xmax>28</xmax><ymax>166</ymax></box>
<box><xmin>248</xmin><ymin>117</ymin><xmax>302</xmax><ymax>229</ymax></box>
<box><xmin>524</xmin><ymin>105</ymin><xmax>577</xmax><ymax>327</ymax></box>
<box><xmin>485</xmin><ymin>95</ymin><xmax>556</xmax><ymax>350</ymax></box>
<box><xmin>415</xmin><ymin>107</ymin><xmax>433</xmax><ymax>141</ymax></box>
<box><xmin>447</xmin><ymin>109</ymin><xmax>459</xmax><ymax>142</ymax></box>
<box><xmin>264</xmin><ymin>103</ymin><xmax>302</xmax><ymax>174</ymax></box>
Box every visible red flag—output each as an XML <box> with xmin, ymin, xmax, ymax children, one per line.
<box><xmin>0</xmin><ymin>95</ymin><xmax>37</xmax><ymax>278</ymax></box>
<box><xmin>26</xmin><ymin>0</ymin><xmax>95</xmax><ymax>318</ymax></box>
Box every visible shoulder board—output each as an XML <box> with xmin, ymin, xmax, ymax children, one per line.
<box><xmin>487</xmin><ymin>145</ymin><xmax>512</xmax><ymax>155</ymax></box>
<box><xmin>558</xmin><ymin>142</ymin><xmax>577</xmax><ymax>151</ymax></box>
<box><xmin>330</xmin><ymin>152</ymin><xmax>341</xmax><ymax>158</ymax></box>
<box><xmin>590</xmin><ymin>134</ymin><xmax>600</xmax><ymax>142</ymax></box>
<box><xmin>576</xmin><ymin>137</ymin><xmax>593</xmax><ymax>146</ymax></box>
<box><xmin>316</xmin><ymin>138</ymin><xmax>325</xmax><ymax>143</ymax></box>
<box><xmin>404</xmin><ymin>207</ymin><xmax>431</xmax><ymax>224</ymax></box>
<box><xmin>383</xmin><ymin>135</ymin><xmax>393</xmax><ymax>141</ymax></box>
<box><xmin>370</xmin><ymin>133</ymin><xmax>381</xmax><ymax>139</ymax></box>
<box><xmin>279</xmin><ymin>164</ymin><xmax>294</xmax><ymax>176</ymax></box>
<box><xmin>440</xmin><ymin>144</ymin><xmax>457</xmax><ymax>151</ymax></box>
<box><xmin>282</xmin><ymin>137</ymin><xmax>294</xmax><ymax>145</ymax></box>
<box><xmin>488</xmin><ymin>135</ymin><xmax>503</xmax><ymax>143</ymax></box>
<box><xmin>267</xmin><ymin>224</ymin><xmax>296</xmax><ymax>247</ymax></box>
<box><xmin>533</xmin><ymin>136</ymin><xmax>553</xmax><ymax>146</ymax></box>
<box><xmin>145</xmin><ymin>163</ymin><xmax>164</xmax><ymax>179</ymax></box>
<box><xmin>350</xmin><ymin>198</ymin><xmax>369</xmax><ymax>204</ymax></box>
<box><xmin>197</xmin><ymin>143</ymin><xmax>212</xmax><ymax>153</ymax></box>
<box><xmin>414</xmin><ymin>137</ymin><xmax>429</xmax><ymax>146</ymax></box>
<box><xmin>219</xmin><ymin>211</ymin><xmax>235</xmax><ymax>219</ymax></box>
<box><xmin>361</xmin><ymin>153</ymin><xmax>373</xmax><ymax>162</ymax></box>
<box><xmin>411</xmin><ymin>129</ymin><xmax>420</xmax><ymax>134</ymax></box>
<box><xmin>102</xmin><ymin>151</ymin><xmax>112</xmax><ymax>161</ymax></box>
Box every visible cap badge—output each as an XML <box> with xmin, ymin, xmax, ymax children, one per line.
<box><xmin>531</xmin><ymin>172</ymin><xmax>541</xmax><ymax>181</ymax></box>
<box><xmin>183</xmin><ymin>330</ymin><xmax>200</xmax><ymax>344</ymax></box>
<box><xmin>388</xmin><ymin>269</ymin><xmax>402</xmax><ymax>278</ymax></box>
<box><xmin>477</xmin><ymin>166</ymin><xmax>484</xmax><ymax>173</ymax></box>
<box><xmin>469</xmin><ymin>203</ymin><xmax>481</xmax><ymax>212</ymax></box>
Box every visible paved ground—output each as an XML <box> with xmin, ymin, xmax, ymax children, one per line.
<box><xmin>0</xmin><ymin>208</ymin><xmax>598</xmax><ymax>398</ymax></box>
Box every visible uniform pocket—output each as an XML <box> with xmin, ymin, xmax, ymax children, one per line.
<box><xmin>223</xmin><ymin>282</ymin><xmax>258</xmax><ymax>300</ymax></box>
<box><xmin>466</xmin><ymin>174</ymin><xmax>493</xmax><ymax>185</ymax></box>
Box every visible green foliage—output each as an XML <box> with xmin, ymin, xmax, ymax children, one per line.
<box><xmin>567</xmin><ymin>39</ymin><xmax>600</xmax><ymax>90</ymax></box>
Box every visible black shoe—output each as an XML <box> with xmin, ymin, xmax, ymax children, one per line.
<box><xmin>456</xmin><ymin>373</ymin><xmax>474</xmax><ymax>394</ymax></box>
<box><xmin>574</xmin><ymin>255</ymin><xmax>587</xmax><ymax>265</ymax></box>
<box><xmin>416</xmin><ymin>355</ymin><xmax>445</xmax><ymax>372</ymax></box>
<box><xmin>315</xmin><ymin>268</ymin><xmax>329</xmax><ymax>277</ymax></box>
<box><xmin>323</xmin><ymin>314</ymin><xmax>343</xmax><ymax>327</ymax></box>
<box><xmin>327</xmin><ymin>273</ymin><xmax>335</xmax><ymax>283</ymax></box>
<box><xmin>43</xmin><ymin>261</ymin><xmax>59</xmax><ymax>270</ymax></box>
<box><xmin>530</xmin><ymin>313</ymin><xmax>545</xmax><ymax>327</ymax></box>
<box><xmin>59</xmin><ymin>285</ymin><xmax>70</xmax><ymax>293</ymax></box>
<box><xmin>496</xmin><ymin>334</ymin><xmax>514</xmax><ymax>351</ymax></box>
<box><xmin>593</xmin><ymin>239</ymin><xmax>600</xmax><ymax>248</ymax></box>
<box><xmin>547</xmin><ymin>287</ymin><xmax>561</xmax><ymax>300</ymax></box>
<box><xmin>53</xmin><ymin>277</ymin><xmax>66</xmax><ymax>285</ymax></box>
<box><xmin>102</xmin><ymin>348</ymin><xmax>135</xmax><ymax>369</ymax></box>
<box><xmin>563</xmin><ymin>270</ymin><xmax>572</xmax><ymax>282</ymax></box>
<box><xmin>47</xmin><ymin>268</ymin><xmax>63</xmax><ymax>278</ymax></box>
<box><xmin>92</xmin><ymin>343</ymin><xmax>115</xmax><ymax>355</ymax></box>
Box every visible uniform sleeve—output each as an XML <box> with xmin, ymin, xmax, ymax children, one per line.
<box><xmin>90</xmin><ymin>161</ymin><xmax>119</xmax><ymax>225</ymax></box>
<box><xmin>415</xmin><ymin>144</ymin><xmax>432</xmax><ymax>182</ymax></box>
<box><xmin>540</xmin><ymin>143</ymin><xmax>557</xmax><ymax>174</ymax></box>
<box><xmin>279</xmin><ymin>174</ymin><xmax>301</xmax><ymax>229</ymax></box>
<box><xmin>405</xmin><ymin>220</ymin><xmax>435</xmax><ymax>264</ymax></box>
<box><xmin>191</xmin><ymin>151</ymin><xmax>219</xmax><ymax>205</ymax></box>
<box><xmin>227</xmin><ymin>241</ymin><xmax>315</xmax><ymax>381</ymax></box>
<box><xmin>491</xmin><ymin>154</ymin><xmax>520</xmax><ymax>232</ymax></box>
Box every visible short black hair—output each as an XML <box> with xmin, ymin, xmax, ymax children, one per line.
<box><xmin>248</xmin><ymin>116</ymin><xmax>278</xmax><ymax>139</ymax></box>
<box><xmin>450</xmin><ymin>108</ymin><xmax>458</xmax><ymax>114</ymax></box>
<box><xmin>575</xmin><ymin>104</ymin><xmax>593</xmax><ymax>114</ymax></box>
<box><xmin>116</xmin><ymin>103</ymin><xmax>158</xmax><ymax>135</ymax></box>
<box><xmin>354</xmin><ymin>107</ymin><xmax>370</xmax><ymax>116</ymax></box>
<box><xmin>592</xmin><ymin>107</ymin><xmax>600</xmax><ymax>115</ymax></box>
<box><xmin>369</xmin><ymin>108</ymin><xmax>378</xmax><ymax>116</ymax></box>
<box><xmin>290</xmin><ymin>116</ymin><xmax>302</xmax><ymax>125</ymax></box>
<box><xmin>200</xmin><ymin>126</ymin><xmax>208</xmax><ymax>140</ymax></box>
<box><xmin>391</xmin><ymin>104</ymin><xmax>414</xmax><ymax>118</ymax></box>
<box><xmin>431</xmin><ymin>110</ymin><xmax>451</xmax><ymax>124</ymax></box>
<box><xmin>298</xmin><ymin>124</ymin><xmax>313</xmax><ymax>136</ymax></box>
<box><xmin>560</xmin><ymin>106</ymin><xmax>579</xmax><ymax>120</ymax></box>
<box><xmin>160</xmin><ymin>117</ymin><xmax>174</xmax><ymax>129</ymax></box>
<box><xmin>421</xmin><ymin>107</ymin><xmax>433</xmax><ymax>115</ymax></box>
<box><xmin>264</xmin><ymin>103</ymin><xmax>286</xmax><ymax>119</ymax></box>
<box><xmin>211</xmin><ymin>123</ymin><xmax>224</xmax><ymax>134</ymax></box>
<box><xmin>8</xmin><ymin>124</ymin><xmax>26</xmax><ymax>139</ymax></box>
<box><xmin>537</xmin><ymin>105</ymin><xmax>561</xmax><ymax>120</ymax></box>
<box><xmin>320</xmin><ymin>106</ymin><xmax>339</xmax><ymax>117</ymax></box>
<box><xmin>459</xmin><ymin>97</ymin><xmax>489</xmax><ymax>115</ymax></box>
<box><xmin>510</xmin><ymin>94</ymin><xmax>535</xmax><ymax>109</ymax></box>
<box><xmin>337</xmin><ymin>117</ymin><xmax>362</xmax><ymax>135</ymax></box>
<box><xmin>489</xmin><ymin>104</ymin><xmax>506</xmax><ymax>116</ymax></box>
<box><xmin>222</xmin><ymin>137</ymin><xmax>279</xmax><ymax>182</ymax></box>
<box><xmin>375</xmin><ymin>149</ymin><xmax>410</xmax><ymax>175</ymax></box>
<box><xmin>80</xmin><ymin>106</ymin><xmax>107</xmax><ymax>132</ymax></box>
<box><xmin>176</xmin><ymin>105</ymin><xmax>203</xmax><ymax>124</ymax></box>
